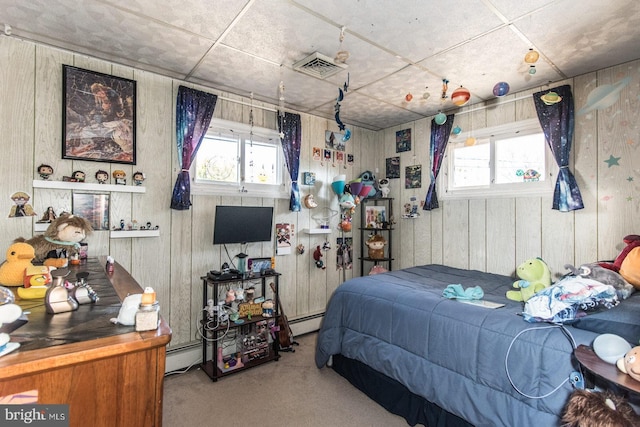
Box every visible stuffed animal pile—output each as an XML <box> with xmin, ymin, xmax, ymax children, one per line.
<box><xmin>599</xmin><ymin>235</ymin><xmax>640</xmax><ymax>290</ymax></box>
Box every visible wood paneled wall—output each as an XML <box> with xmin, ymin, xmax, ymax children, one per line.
<box><xmin>1</xmin><ymin>35</ymin><xmax>638</xmax><ymax>351</ymax></box>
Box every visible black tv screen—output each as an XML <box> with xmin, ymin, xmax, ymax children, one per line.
<box><xmin>213</xmin><ymin>205</ymin><xmax>274</xmax><ymax>245</ymax></box>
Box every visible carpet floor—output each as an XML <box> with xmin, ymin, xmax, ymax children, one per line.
<box><xmin>162</xmin><ymin>332</ymin><xmax>410</xmax><ymax>427</ymax></box>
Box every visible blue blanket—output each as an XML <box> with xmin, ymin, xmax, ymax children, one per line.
<box><xmin>315</xmin><ymin>265</ymin><xmax>603</xmax><ymax>427</ymax></box>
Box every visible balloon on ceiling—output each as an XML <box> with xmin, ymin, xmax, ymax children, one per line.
<box><xmin>493</xmin><ymin>81</ymin><xmax>510</xmax><ymax>97</ymax></box>
<box><xmin>451</xmin><ymin>86</ymin><xmax>471</xmax><ymax>106</ymax></box>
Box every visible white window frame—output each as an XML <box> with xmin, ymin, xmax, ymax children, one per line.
<box><xmin>439</xmin><ymin>118</ymin><xmax>556</xmax><ymax>200</ymax></box>
<box><xmin>191</xmin><ymin>118</ymin><xmax>290</xmax><ymax>199</ymax></box>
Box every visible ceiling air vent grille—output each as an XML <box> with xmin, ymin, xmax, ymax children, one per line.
<box><xmin>293</xmin><ymin>52</ymin><xmax>347</xmax><ymax>79</ymax></box>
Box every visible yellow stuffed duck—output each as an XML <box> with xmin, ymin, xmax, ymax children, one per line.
<box><xmin>0</xmin><ymin>242</ymin><xmax>35</xmax><ymax>286</ymax></box>
<box><xmin>506</xmin><ymin>257</ymin><xmax>552</xmax><ymax>302</ymax></box>
<box><xmin>0</xmin><ymin>242</ymin><xmax>51</xmax><ymax>299</ymax></box>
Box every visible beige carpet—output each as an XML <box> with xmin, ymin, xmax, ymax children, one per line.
<box><xmin>163</xmin><ymin>332</ymin><xmax>409</xmax><ymax>427</ymax></box>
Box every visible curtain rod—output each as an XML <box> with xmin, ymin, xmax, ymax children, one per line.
<box><xmin>217</xmin><ymin>95</ymin><xmax>296</xmax><ymax>115</ymax></box>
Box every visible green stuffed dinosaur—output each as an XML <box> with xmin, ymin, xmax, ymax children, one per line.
<box><xmin>506</xmin><ymin>257</ymin><xmax>551</xmax><ymax>302</ymax></box>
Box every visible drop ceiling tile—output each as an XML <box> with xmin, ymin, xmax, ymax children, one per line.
<box><xmin>0</xmin><ymin>0</ymin><xmax>212</xmax><ymax>76</ymax></box>
<box><xmin>418</xmin><ymin>26</ymin><xmax>564</xmax><ymax>101</ymax></box>
<box><xmin>513</xmin><ymin>0</ymin><xmax>640</xmax><ymax>77</ymax></box>
<box><xmin>104</xmin><ymin>0</ymin><xmax>247</xmax><ymax>41</ymax></box>
<box><xmin>292</xmin><ymin>0</ymin><xmax>504</xmax><ymax>61</ymax></box>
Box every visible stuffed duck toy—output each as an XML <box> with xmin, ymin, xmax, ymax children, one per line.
<box><xmin>0</xmin><ymin>242</ymin><xmax>35</xmax><ymax>286</ymax></box>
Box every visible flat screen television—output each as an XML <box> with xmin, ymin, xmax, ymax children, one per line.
<box><xmin>213</xmin><ymin>205</ymin><xmax>274</xmax><ymax>245</ymax></box>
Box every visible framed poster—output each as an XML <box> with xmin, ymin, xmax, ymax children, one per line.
<box><xmin>405</xmin><ymin>165</ymin><xmax>422</xmax><ymax>189</ymax></box>
<box><xmin>72</xmin><ymin>193</ymin><xmax>110</xmax><ymax>231</ymax></box>
<box><xmin>62</xmin><ymin>65</ymin><xmax>136</xmax><ymax>164</ymax></box>
<box><xmin>325</xmin><ymin>130</ymin><xmax>346</xmax><ymax>151</ymax></box>
<box><xmin>386</xmin><ymin>156</ymin><xmax>400</xmax><ymax>178</ymax></box>
<box><xmin>396</xmin><ymin>128</ymin><xmax>411</xmax><ymax>153</ymax></box>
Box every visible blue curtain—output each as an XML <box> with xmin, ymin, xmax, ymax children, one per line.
<box><xmin>279</xmin><ymin>112</ymin><xmax>302</xmax><ymax>211</ymax></box>
<box><xmin>170</xmin><ymin>86</ymin><xmax>217</xmax><ymax>210</ymax></box>
<box><xmin>424</xmin><ymin>114</ymin><xmax>455</xmax><ymax>210</ymax></box>
<box><xmin>533</xmin><ymin>85</ymin><xmax>583</xmax><ymax>212</ymax></box>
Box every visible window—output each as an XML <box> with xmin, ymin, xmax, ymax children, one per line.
<box><xmin>192</xmin><ymin>118</ymin><xmax>288</xmax><ymax>198</ymax></box>
<box><xmin>440</xmin><ymin>119</ymin><xmax>555</xmax><ymax>199</ymax></box>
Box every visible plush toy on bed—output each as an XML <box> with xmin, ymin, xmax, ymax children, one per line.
<box><xmin>565</xmin><ymin>262</ymin><xmax>635</xmax><ymax>300</ymax></box>
<box><xmin>14</xmin><ymin>214</ymin><xmax>93</xmax><ymax>268</ymax></box>
<box><xmin>506</xmin><ymin>257</ymin><xmax>551</xmax><ymax>302</ymax></box>
<box><xmin>599</xmin><ymin>235</ymin><xmax>640</xmax><ymax>290</ymax></box>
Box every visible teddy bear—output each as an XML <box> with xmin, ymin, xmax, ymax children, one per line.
<box><xmin>600</xmin><ymin>235</ymin><xmax>640</xmax><ymax>290</ymax></box>
<box><xmin>365</xmin><ymin>234</ymin><xmax>387</xmax><ymax>259</ymax></box>
<box><xmin>506</xmin><ymin>257</ymin><xmax>551</xmax><ymax>302</ymax></box>
<box><xmin>617</xmin><ymin>345</ymin><xmax>640</xmax><ymax>383</ymax></box>
<box><xmin>14</xmin><ymin>213</ymin><xmax>93</xmax><ymax>268</ymax></box>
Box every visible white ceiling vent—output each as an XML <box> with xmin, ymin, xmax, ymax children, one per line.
<box><xmin>293</xmin><ymin>52</ymin><xmax>347</xmax><ymax>79</ymax></box>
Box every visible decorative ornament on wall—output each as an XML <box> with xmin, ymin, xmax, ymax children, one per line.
<box><xmin>493</xmin><ymin>81</ymin><xmax>510</xmax><ymax>97</ymax></box>
<box><xmin>405</xmin><ymin>93</ymin><xmax>413</xmax><ymax>102</ymax></box>
<box><xmin>451</xmin><ymin>86</ymin><xmax>471</xmax><ymax>106</ymax></box>
<box><xmin>577</xmin><ymin>76</ymin><xmax>631</xmax><ymax>115</ymax></box>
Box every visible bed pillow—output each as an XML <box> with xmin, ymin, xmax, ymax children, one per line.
<box><xmin>572</xmin><ymin>293</ymin><xmax>640</xmax><ymax>344</ymax></box>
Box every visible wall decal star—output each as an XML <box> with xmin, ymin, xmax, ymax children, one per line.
<box><xmin>628</xmin><ymin>176</ymin><xmax>634</xmax><ymax>182</ymax></box>
<box><xmin>604</xmin><ymin>154</ymin><xmax>621</xmax><ymax>167</ymax></box>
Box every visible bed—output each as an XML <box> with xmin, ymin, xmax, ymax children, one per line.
<box><xmin>315</xmin><ymin>264</ymin><xmax>640</xmax><ymax>427</ymax></box>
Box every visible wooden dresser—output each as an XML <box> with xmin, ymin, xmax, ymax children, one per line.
<box><xmin>0</xmin><ymin>257</ymin><xmax>172</xmax><ymax>427</ymax></box>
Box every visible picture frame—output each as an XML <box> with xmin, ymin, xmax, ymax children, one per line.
<box><xmin>62</xmin><ymin>65</ymin><xmax>136</xmax><ymax>164</ymax></box>
<box><xmin>396</xmin><ymin>128</ymin><xmax>411</xmax><ymax>153</ymax></box>
<box><xmin>249</xmin><ymin>258</ymin><xmax>272</xmax><ymax>275</ymax></box>
<box><xmin>72</xmin><ymin>193</ymin><xmax>110</xmax><ymax>231</ymax></box>
<box><xmin>365</xmin><ymin>205</ymin><xmax>387</xmax><ymax>228</ymax></box>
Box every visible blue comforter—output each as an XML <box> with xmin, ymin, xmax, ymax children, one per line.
<box><xmin>315</xmin><ymin>265</ymin><xmax>603</xmax><ymax>427</ymax></box>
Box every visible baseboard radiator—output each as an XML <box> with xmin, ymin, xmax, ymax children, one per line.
<box><xmin>164</xmin><ymin>313</ymin><xmax>324</xmax><ymax>373</ymax></box>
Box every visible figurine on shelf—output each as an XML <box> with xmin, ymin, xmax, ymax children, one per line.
<box><xmin>133</xmin><ymin>171</ymin><xmax>145</xmax><ymax>186</ymax></box>
<box><xmin>36</xmin><ymin>206</ymin><xmax>57</xmax><ymax>224</ymax></box>
<box><xmin>379</xmin><ymin>178</ymin><xmax>390</xmax><ymax>197</ymax></box>
<box><xmin>113</xmin><ymin>170</ymin><xmax>126</xmax><ymax>185</ymax></box>
<box><xmin>95</xmin><ymin>170</ymin><xmax>109</xmax><ymax>184</ymax></box>
<box><xmin>119</xmin><ymin>219</ymin><xmax>125</xmax><ymax>230</ymax></box>
<box><xmin>37</xmin><ymin>164</ymin><xmax>53</xmax><ymax>180</ymax></box>
<box><xmin>72</xmin><ymin>171</ymin><xmax>86</xmax><ymax>182</ymax></box>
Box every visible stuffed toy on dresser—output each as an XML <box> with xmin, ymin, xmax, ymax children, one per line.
<box><xmin>14</xmin><ymin>213</ymin><xmax>93</xmax><ymax>267</ymax></box>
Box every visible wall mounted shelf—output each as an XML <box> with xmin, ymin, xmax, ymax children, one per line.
<box><xmin>303</xmin><ymin>228</ymin><xmax>332</xmax><ymax>234</ymax></box>
<box><xmin>110</xmin><ymin>230</ymin><xmax>160</xmax><ymax>239</ymax></box>
<box><xmin>33</xmin><ymin>180</ymin><xmax>146</xmax><ymax>193</ymax></box>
